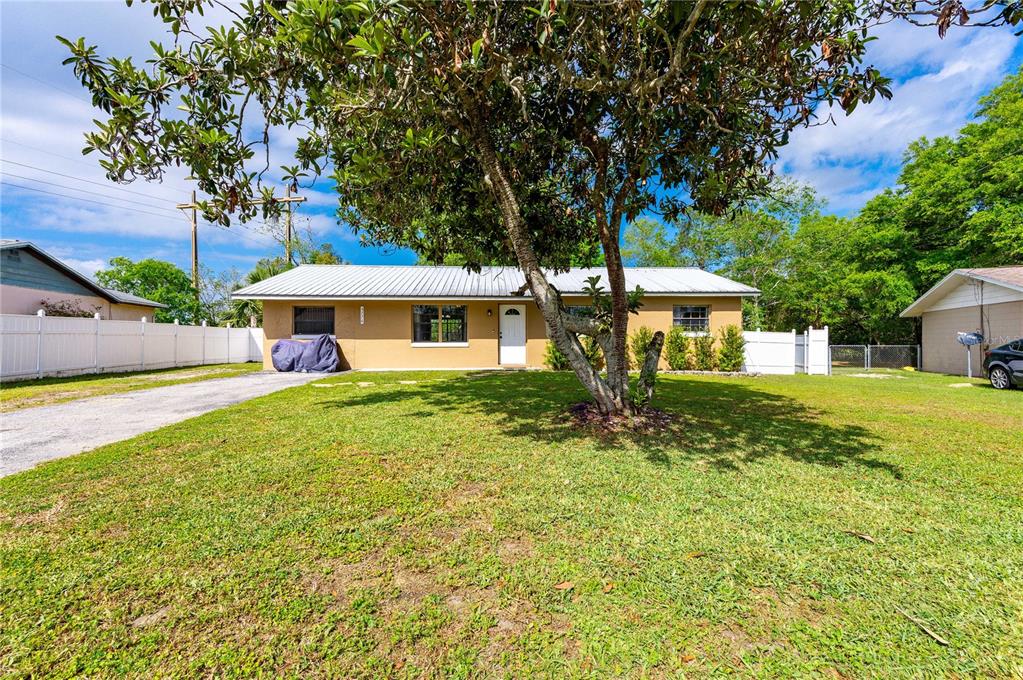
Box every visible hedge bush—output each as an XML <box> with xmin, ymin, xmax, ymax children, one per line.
<box><xmin>629</xmin><ymin>325</ymin><xmax>654</xmax><ymax>369</ymax></box>
<box><xmin>665</xmin><ymin>326</ymin><xmax>691</xmax><ymax>370</ymax></box>
<box><xmin>543</xmin><ymin>340</ymin><xmax>570</xmax><ymax>370</ymax></box>
<box><xmin>717</xmin><ymin>324</ymin><xmax>746</xmax><ymax>372</ymax></box>
<box><xmin>694</xmin><ymin>334</ymin><xmax>717</xmax><ymax>371</ymax></box>
<box><xmin>544</xmin><ymin>337</ymin><xmax>604</xmax><ymax>371</ymax></box>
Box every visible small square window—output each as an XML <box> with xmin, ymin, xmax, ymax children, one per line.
<box><xmin>673</xmin><ymin>305</ymin><xmax>709</xmax><ymax>332</ymax></box>
<box><xmin>293</xmin><ymin>306</ymin><xmax>334</xmax><ymax>336</ymax></box>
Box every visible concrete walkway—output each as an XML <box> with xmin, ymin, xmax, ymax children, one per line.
<box><xmin>0</xmin><ymin>371</ymin><xmax>324</xmax><ymax>478</ymax></box>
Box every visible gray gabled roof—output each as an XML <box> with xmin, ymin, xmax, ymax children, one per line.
<box><xmin>900</xmin><ymin>265</ymin><xmax>1023</xmax><ymax>317</ymax></box>
<box><xmin>232</xmin><ymin>265</ymin><xmax>759</xmax><ymax>300</ymax></box>
<box><xmin>0</xmin><ymin>239</ymin><xmax>166</xmax><ymax>308</ymax></box>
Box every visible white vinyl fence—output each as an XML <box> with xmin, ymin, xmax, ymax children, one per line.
<box><xmin>0</xmin><ymin>312</ymin><xmax>263</xmax><ymax>382</ymax></box>
<box><xmin>743</xmin><ymin>326</ymin><xmax>829</xmax><ymax>375</ymax></box>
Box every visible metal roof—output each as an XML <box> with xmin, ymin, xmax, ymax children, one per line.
<box><xmin>232</xmin><ymin>265</ymin><xmax>759</xmax><ymax>300</ymax></box>
<box><xmin>900</xmin><ymin>265</ymin><xmax>1023</xmax><ymax>317</ymax></box>
<box><xmin>1</xmin><ymin>239</ymin><xmax>166</xmax><ymax>308</ymax></box>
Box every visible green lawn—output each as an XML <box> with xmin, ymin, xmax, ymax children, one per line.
<box><xmin>0</xmin><ymin>363</ymin><xmax>262</xmax><ymax>412</ymax></box>
<box><xmin>1</xmin><ymin>370</ymin><xmax>1020</xmax><ymax>677</ymax></box>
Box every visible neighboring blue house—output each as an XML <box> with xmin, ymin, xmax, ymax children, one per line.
<box><xmin>0</xmin><ymin>240</ymin><xmax>163</xmax><ymax>319</ymax></box>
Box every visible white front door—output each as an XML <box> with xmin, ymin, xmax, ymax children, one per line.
<box><xmin>499</xmin><ymin>304</ymin><xmax>526</xmax><ymax>365</ymax></box>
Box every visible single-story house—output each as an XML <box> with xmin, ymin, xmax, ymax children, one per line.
<box><xmin>232</xmin><ymin>265</ymin><xmax>759</xmax><ymax>370</ymax></box>
<box><xmin>0</xmin><ymin>240</ymin><xmax>164</xmax><ymax>319</ymax></box>
<box><xmin>900</xmin><ymin>266</ymin><xmax>1023</xmax><ymax>376</ymax></box>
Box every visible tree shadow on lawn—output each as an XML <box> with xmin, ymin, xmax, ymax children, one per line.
<box><xmin>319</xmin><ymin>372</ymin><xmax>901</xmax><ymax>478</ymax></box>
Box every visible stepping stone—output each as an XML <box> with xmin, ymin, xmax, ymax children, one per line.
<box><xmin>398</xmin><ymin>380</ymin><xmax>418</xmax><ymax>384</ymax></box>
<box><xmin>356</xmin><ymin>382</ymin><xmax>374</xmax><ymax>387</ymax></box>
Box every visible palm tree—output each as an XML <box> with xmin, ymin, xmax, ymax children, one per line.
<box><xmin>224</xmin><ymin>258</ymin><xmax>291</xmax><ymax>327</ymax></box>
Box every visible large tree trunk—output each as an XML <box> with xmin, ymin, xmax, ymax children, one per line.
<box><xmin>597</xmin><ymin>220</ymin><xmax>633</xmax><ymax>414</ymax></box>
<box><xmin>470</xmin><ymin>119</ymin><xmax>665</xmax><ymax>416</ymax></box>
<box><xmin>473</xmin><ymin>131</ymin><xmax>624</xmax><ymax>414</ymax></box>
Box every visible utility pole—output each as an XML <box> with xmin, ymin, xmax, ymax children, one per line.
<box><xmin>244</xmin><ymin>187</ymin><xmax>306</xmax><ymax>264</ymax></box>
<box><xmin>284</xmin><ymin>185</ymin><xmax>294</xmax><ymax>265</ymax></box>
<box><xmin>175</xmin><ymin>186</ymin><xmax>306</xmax><ymax>287</ymax></box>
<box><xmin>176</xmin><ymin>190</ymin><xmax>199</xmax><ymax>296</ymax></box>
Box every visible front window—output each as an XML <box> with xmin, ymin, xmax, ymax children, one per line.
<box><xmin>412</xmin><ymin>304</ymin><xmax>468</xmax><ymax>344</ymax></box>
<box><xmin>567</xmin><ymin>305</ymin><xmax>595</xmax><ymax>318</ymax></box>
<box><xmin>673</xmin><ymin>305</ymin><xmax>709</xmax><ymax>333</ymax></box>
<box><xmin>441</xmin><ymin>305</ymin><xmax>467</xmax><ymax>342</ymax></box>
<box><xmin>293</xmin><ymin>306</ymin><xmax>334</xmax><ymax>336</ymax></box>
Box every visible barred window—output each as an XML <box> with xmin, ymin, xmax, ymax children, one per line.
<box><xmin>412</xmin><ymin>304</ymin><xmax>467</xmax><ymax>343</ymax></box>
<box><xmin>673</xmin><ymin>305</ymin><xmax>709</xmax><ymax>332</ymax></box>
<box><xmin>293</xmin><ymin>306</ymin><xmax>334</xmax><ymax>336</ymax></box>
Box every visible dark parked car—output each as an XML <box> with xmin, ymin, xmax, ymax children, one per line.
<box><xmin>983</xmin><ymin>339</ymin><xmax>1023</xmax><ymax>390</ymax></box>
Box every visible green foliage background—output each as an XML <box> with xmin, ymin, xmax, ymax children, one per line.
<box><xmin>623</xmin><ymin>69</ymin><xmax>1023</xmax><ymax>344</ymax></box>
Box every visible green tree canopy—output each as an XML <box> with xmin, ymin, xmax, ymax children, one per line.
<box><xmin>860</xmin><ymin>67</ymin><xmax>1023</xmax><ymax>289</ymax></box>
<box><xmin>95</xmin><ymin>257</ymin><xmax>199</xmax><ymax>324</ymax></box>
<box><xmin>62</xmin><ymin>0</ymin><xmax>1015</xmax><ymax>414</ymax></box>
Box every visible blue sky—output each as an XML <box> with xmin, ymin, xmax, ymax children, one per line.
<box><xmin>1</xmin><ymin>2</ymin><xmax>1020</xmax><ymax>279</ymax></box>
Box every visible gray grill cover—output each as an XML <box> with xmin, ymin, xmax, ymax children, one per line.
<box><xmin>271</xmin><ymin>334</ymin><xmax>339</xmax><ymax>372</ymax></box>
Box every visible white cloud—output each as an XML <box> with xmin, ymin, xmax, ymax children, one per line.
<box><xmin>61</xmin><ymin>257</ymin><xmax>106</xmax><ymax>278</ymax></box>
<box><xmin>777</xmin><ymin>22</ymin><xmax>1019</xmax><ymax>213</ymax></box>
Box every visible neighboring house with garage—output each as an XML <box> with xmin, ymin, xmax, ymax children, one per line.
<box><xmin>232</xmin><ymin>265</ymin><xmax>758</xmax><ymax>370</ymax></box>
<box><xmin>0</xmin><ymin>240</ymin><xmax>164</xmax><ymax>319</ymax></box>
<box><xmin>900</xmin><ymin>266</ymin><xmax>1023</xmax><ymax>376</ymax></box>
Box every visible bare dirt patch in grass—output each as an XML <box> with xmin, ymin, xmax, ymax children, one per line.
<box><xmin>565</xmin><ymin>402</ymin><xmax>677</xmax><ymax>435</ymax></box>
<box><xmin>11</xmin><ymin>498</ymin><xmax>65</xmax><ymax>527</ymax></box>
<box><xmin>304</xmin><ymin>553</ymin><xmax>387</xmax><ymax>599</ymax></box>
<box><xmin>496</xmin><ymin>536</ymin><xmax>534</xmax><ymax>563</ymax></box>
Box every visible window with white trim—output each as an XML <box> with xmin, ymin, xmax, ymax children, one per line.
<box><xmin>293</xmin><ymin>306</ymin><xmax>334</xmax><ymax>336</ymax></box>
<box><xmin>673</xmin><ymin>305</ymin><xmax>710</xmax><ymax>332</ymax></box>
<box><xmin>412</xmin><ymin>304</ymin><xmax>467</xmax><ymax>343</ymax></box>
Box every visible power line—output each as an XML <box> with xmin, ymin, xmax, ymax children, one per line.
<box><xmin>1</xmin><ymin>137</ymin><xmax>109</xmax><ymax>171</ymax></box>
<box><xmin>0</xmin><ymin>157</ymin><xmax>188</xmax><ymax>202</ymax></box>
<box><xmin>1</xmin><ymin>156</ymin><xmax>287</xmax><ymax>236</ymax></box>
<box><xmin>1</xmin><ymin>181</ymin><xmax>187</xmax><ymax>222</ymax></box>
<box><xmin>1</xmin><ymin>180</ymin><xmax>273</xmax><ymax>249</ymax></box>
<box><xmin>0</xmin><ymin>62</ymin><xmax>94</xmax><ymax>105</ymax></box>
<box><xmin>0</xmin><ymin>137</ymin><xmax>199</xmax><ymax>194</ymax></box>
<box><xmin>2</xmin><ymin>172</ymin><xmax>183</xmax><ymax>214</ymax></box>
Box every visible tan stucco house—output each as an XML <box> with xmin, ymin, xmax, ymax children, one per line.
<box><xmin>0</xmin><ymin>240</ymin><xmax>164</xmax><ymax>320</ymax></box>
<box><xmin>233</xmin><ymin>265</ymin><xmax>758</xmax><ymax>370</ymax></box>
<box><xmin>900</xmin><ymin>266</ymin><xmax>1023</xmax><ymax>376</ymax></box>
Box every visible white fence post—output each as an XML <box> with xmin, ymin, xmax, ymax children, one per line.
<box><xmin>201</xmin><ymin>320</ymin><xmax>207</xmax><ymax>365</ymax></box>
<box><xmin>791</xmin><ymin>329</ymin><xmax>797</xmax><ymax>375</ymax></box>
<box><xmin>174</xmin><ymin>318</ymin><xmax>180</xmax><ymax>367</ymax></box>
<box><xmin>824</xmin><ymin>326</ymin><xmax>831</xmax><ymax>376</ymax></box>
<box><xmin>806</xmin><ymin>326</ymin><xmax>813</xmax><ymax>374</ymax></box>
<box><xmin>140</xmin><ymin>316</ymin><xmax>147</xmax><ymax>371</ymax></box>
<box><xmin>36</xmin><ymin>309</ymin><xmax>45</xmax><ymax>379</ymax></box>
<box><xmin>94</xmin><ymin>312</ymin><xmax>101</xmax><ymax>373</ymax></box>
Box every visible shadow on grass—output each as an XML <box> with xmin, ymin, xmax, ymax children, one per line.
<box><xmin>320</xmin><ymin>372</ymin><xmax>900</xmax><ymax>478</ymax></box>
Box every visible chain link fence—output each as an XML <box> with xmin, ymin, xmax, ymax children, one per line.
<box><xmin>829</xmin><ymin>344</ymin><xmax>921</xmax><ymax>373</ymax></box>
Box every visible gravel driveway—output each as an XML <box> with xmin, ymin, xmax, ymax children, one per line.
<box><xmin>0</xmin><ymin>371</ymin><xmax>325</xmax><ymax>478</ymax></box>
